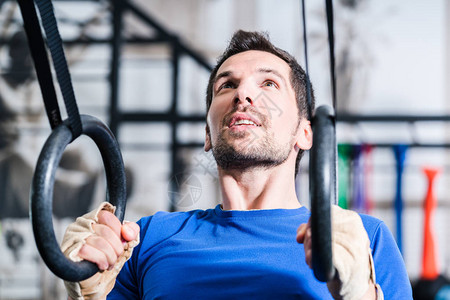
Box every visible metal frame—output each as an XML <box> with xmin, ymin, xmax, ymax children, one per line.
<box><xmin>337</xmin><ymin>113</ymin><xmax>450</xmax><ymax>148</ymax></box>
<box><xmin>106</xmin><ymin>0</ymin><xmax>212</xmax><ymax>211</ymax></box>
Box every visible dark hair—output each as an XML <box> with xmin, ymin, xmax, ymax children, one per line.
<box><xmin>205</xmin><ymin>30</ymin><xmax>315</xmax><ymax>176</ymax></box>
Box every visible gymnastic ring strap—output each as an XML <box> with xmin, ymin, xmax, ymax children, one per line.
<box><xmin>309</xmin><ymin>104</ymin><xmax>336</xmax><ymax>282</ymax></box>
<box><xmin>30</xmin><ymin>114</ymin><xmax>127</xmax><ymax>282</ymax></box>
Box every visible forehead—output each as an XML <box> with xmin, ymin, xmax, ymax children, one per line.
<box><xmin>217</xmin><ymin>50</ymin><xmax>291</xmax><ymax>76</ymax></box>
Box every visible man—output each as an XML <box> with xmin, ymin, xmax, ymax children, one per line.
<box><xmin>62</xmin><ymin>30</ymin><xmax>412</xmax><ymax>299</ymax></box>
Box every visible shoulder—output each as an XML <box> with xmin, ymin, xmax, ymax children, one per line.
<box><xmin>138</xmin><ymin>207</ymin><xmax>214</xmax><ymax>228</ymax></box>
<box><xmin>358</xmin><ymin>214</ymin><xmax>385</xmax><ymax>241</ymax></box>
<box><xmin>357</xmin><ymin>213</ymin><xmax>398</xmax><ymax>251</ymax></box>
<box><xmin>136</xmin><ymin>207</ymin><xmax>216</xmax><ymax>245</ymax></box>
<box><xmin>357</xmin><ymin>214</ymin><xmax>413</xmax><ymax>298</ymax></box>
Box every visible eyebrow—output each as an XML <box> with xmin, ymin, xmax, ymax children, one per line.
<box><xmin>214</xmin><ymin>68</ymin><xmax>287</xmax><ymax>86</ymax></box>
<box><xmin>257</xmin><ymin>68</ymin><xmax>287</xmax><ymax>85</ymax></box>
<box><xmin>214</xmin><ymin>71</ymin><xmax>232</xmax><ymax>86</ymax></box>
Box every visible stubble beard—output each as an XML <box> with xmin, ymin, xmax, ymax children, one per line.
<box><xmin>211</xmin><ymin>125</ymin><xmax>295</xmax><ymax>171</ymax></box>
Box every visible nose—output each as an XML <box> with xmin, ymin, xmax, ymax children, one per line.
<box><xmin>234</xmin><ymin>96</ymin><xmax>253</xmax><ymax>106</ymax></box>
<box><xmin>233</xmin><ymin>83</ymin><xmax>255</xmax><ymax>107</ymax></box>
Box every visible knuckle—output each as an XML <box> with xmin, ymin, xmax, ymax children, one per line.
<box><xmin>116</xmin><ymin>245</ymin><xmax>124</xmax><ymax>256</ymax></box>
<box><xmin>92</xmin><ymin>225</ymin><xmax>124</xmax><ymax>257</ymax></box>
<box><xmin>106</xmin><ymin>252</ymin><xmax>118</xmax><ymax>265</ymax></box>
<box><xmin>99</xmin><ymin>210</ymin><xmax>120</xmax><ymax>226</ymax></box>
<box><xmin>87</xmin><ymin>236</ymin><xmax>110</xmax><ymax>253</ymax></box>
<box><xmin>92</xmin><ymin>223</ymin><xmax>106</xmax><ymax>236</ymax></box>
<box><xmin>94</xmin><ymin>224</ymin><xmax>111</xmax><ymax>237</ymax></box>
<box><xmin>94</xmin><ymin>237</ymin><xmax>117</xmax><ymax>264</ymax></box>
<box><xmin>85</xmin><ymin>235</ymin><xmax>99</xmax><ymax>247</ymax></box>
<box><xmin>98</xmin><ymin>210</ymin><xmax>115</xmax><ymax>224</ymax></box>
<box><xmin>110</xmin><ymin>242</ymin><xmax>124</xmax><ymax>258</ymax></box>
<box><xmin>78</xmin><ymin>245</ymin><xmax>89</xmax><ymax>257</ymax></box>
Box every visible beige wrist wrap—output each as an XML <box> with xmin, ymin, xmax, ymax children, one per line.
<box><xmin>328</xmin><ymin>205</ymin><xmax>383</xmax><ymax>300</ymax></box>
<box><xmin>61</xmin><ymin>202</ymin><xmax>139</xmax><ymax>300</ymax></box>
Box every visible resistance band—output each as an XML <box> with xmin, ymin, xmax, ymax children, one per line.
<box><xmin>421</xmin><ymin>167</ymin><xmax>440</xmax><ymax>280</ymax></box>
<box><xmin>393</xmin><ymin>144</ymin><xmax>408</xmax><ymax>254</ymax></box>
<box><xmin>18</xmin><ymin>0</ymin><xmax>127</xmax><ymax>282</ymax></box>
<box><xmin>338</xmin><ymin>144</ymin><xmax>372</xmax><ymax>213</ymax></box>
<box><xmin>362</xmin><ymin>144</ymin><xmax>374</xmax><ymax>213</ymax></box>
<box><xmin>413</xmin><ymin>167</ymin><xmax>450</xmax><ymax>300</ymax></box>
<box><xmin>351</xmin><ymin>145</ymin><xmax>365</xmax><ymax>213</ymax></box>
<box><xmin>337</xmin><ymin>144</ymin><xmax>352</xmax><ymax>209</ymax></box>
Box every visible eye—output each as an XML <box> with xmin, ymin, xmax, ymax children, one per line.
<box><xmin>219</xmin><ymin>81</ymin><xmax>236</xmax><ymax>90</ymax></box>
<box><xmin>262</xmin><ymin>80</ymin><xmax>278</xmax><ymax>88</ymax></box>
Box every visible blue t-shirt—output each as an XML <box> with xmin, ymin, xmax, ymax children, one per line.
<box><xmin>108</xmin><ymin>205</ymin><xmax>412</xmax><ymax>299</ymax></box>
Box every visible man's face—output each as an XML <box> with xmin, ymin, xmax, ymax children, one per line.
<box><xmin>205</xmin><ymin>50</ymin><xmax>310</xmax><ymax>170</ymax></box>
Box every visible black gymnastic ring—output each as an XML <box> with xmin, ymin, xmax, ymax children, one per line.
<box><xmin>30</xmin><ymin>114</ymin><xmax>126</xmax><ymax>282</ymax></box>
<box><xmin>309</xmin><ymin>105</ymin><xmax>336</xmax><ymax>282</ymax></box>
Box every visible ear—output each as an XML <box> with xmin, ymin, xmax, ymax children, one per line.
<box><xmin>204</xmin><ymin>125</ymin><xmax>211</xmax><ymax>152</ymax></box>
<box><xmin>295</xmin><ymin>119</ymin><xmax>313</xmax><ymax>150</ymax></box>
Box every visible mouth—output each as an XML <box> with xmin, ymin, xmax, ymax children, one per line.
<box><xmin>228</xmin><ymin>113</ymin><xmax>262</xmax><ymax>129</ymax></box>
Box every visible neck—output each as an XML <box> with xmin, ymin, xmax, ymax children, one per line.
<box><xmin>218</xmin><ymin>160</ymin><xmax>301</xmax><ymax>210</ymax></box>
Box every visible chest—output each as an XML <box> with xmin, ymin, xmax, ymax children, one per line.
<box><xmin>136</xmin><ymin>222</ymin><xmax>332</xmax><ymax>299</ymax></box>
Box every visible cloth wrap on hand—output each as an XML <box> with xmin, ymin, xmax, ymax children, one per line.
<box><xmin>60</xmin><ymin>202</ymin><xmax>139</xmax><ymax>300</ymax></box>
<box><xmin>328</xmin><ymin>205</ymin><xmax>384</xmax><ymax>300</ymax></box>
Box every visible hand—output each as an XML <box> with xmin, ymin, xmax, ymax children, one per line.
<box><xmin>297</xmin><ymin>205</ymin><xmax>380</xmax><ymax>300</ymax></box>
<box><xmin>61</xmin><ymin>202</ymin><xmax>140</xmax><ymax>300</ymax></box>
<box><xmin>296</xmin><ymin>219</ymin><xmax>313</xmax><ymax>268</ymax></box>
<box><xmin>78</xmin><ymin>210</ymin><xmax>139</xmax><ymax>271</ymax></box>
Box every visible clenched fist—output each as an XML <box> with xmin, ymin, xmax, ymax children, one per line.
<box><xmin>297</xmin><ymin>205</ymin><xmax>381</xmax><ymax>300</ymax></box>
<box><xmin>61</xmin><ymin>202</ymin><xmax>140</xmax><ymax>300</ymax></box>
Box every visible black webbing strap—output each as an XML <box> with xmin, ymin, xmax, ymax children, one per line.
<box><xmin>17</xmin><ymin>0</ymin><xmax>62</xmax><ymax>129</ymax></box>
<box><xmin>301</xmin><ymin>0</ymin><xmax>313</xmax><ymax>121</ymax></box>
<box><xmin>325</xmin><ymin>0</ymin><xmax>337</xmax><ymax>111</ymax></box>
<box><xmin>301</xmin><ymin>0</ymin><xmax>337</xmax><ymax>116</ymax></box>
<box><xmin>18</xmin><ymin>0</ymin><xmax>82</xmax><ymax>138</ymax></box>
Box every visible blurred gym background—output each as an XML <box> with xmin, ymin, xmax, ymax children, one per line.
<box><xmin>0</xmin><ymin>0</ymin><xmax>449</xmax><ymax>298</ymax></box>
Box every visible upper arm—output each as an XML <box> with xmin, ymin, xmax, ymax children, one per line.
<box><xmin>369</xmin><ymin>221</ymin><xmax>413</xmax><ymax>299</ymax></box>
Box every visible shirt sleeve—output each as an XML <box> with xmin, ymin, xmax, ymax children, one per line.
<box><xmin>369</xmin><ymin>220</ymin><xmax>413</xmax><ymax>299</ymax></box>
<box><xmin>107</xmin><ymin>258</ymin><xmax>140</xmax><ymax>299</ymax></box>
